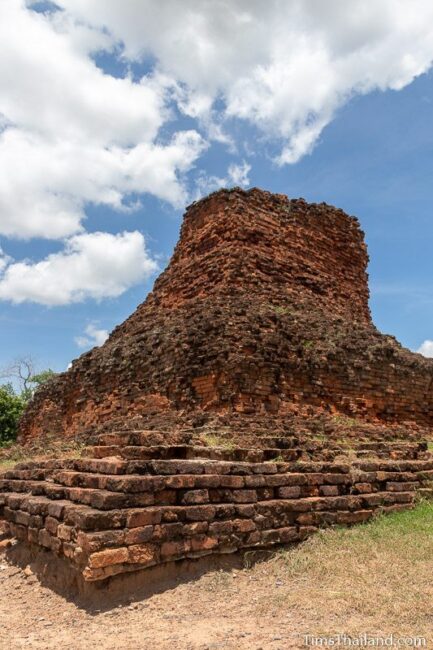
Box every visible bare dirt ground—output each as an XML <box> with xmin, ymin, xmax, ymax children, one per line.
<box><xmin>1</xmin><ymin>503</ymin><xmax>433</xmax><ymax>650</ymax></box>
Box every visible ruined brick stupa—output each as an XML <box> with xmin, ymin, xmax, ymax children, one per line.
<box><xmin>20</xmin><ymin>187</ymin><xmax>433</xmax><ymax>443</ymax></box>
<box><xmin>2</xmin><ymin>188</ymin><xmax>433</xmax><ymax>589</ymax></box>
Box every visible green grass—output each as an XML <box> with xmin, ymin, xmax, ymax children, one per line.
<box><xmin>203</xmin><ymin>502</ymin><xmax>433</xmax><ymax>641</ymax></box>
<box><xmin>202</xmin><ymin>433</ymin><xmax>236</xmax><ymax>450</ymax></box>
<box><xmin>331</xmin><ymin>414</ymin><xmax>360</xmax><ymax>428</ymax></box>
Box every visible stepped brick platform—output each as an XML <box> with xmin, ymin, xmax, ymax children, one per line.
<box><xmin>2</xmin><ymin>187</ymin><xmax>433</xmax><ymax>589</ymax></box>
<box><xmin>2</xmin><ymin>440</ymin><xmax>433</xmax><ymax>584</ymax></box>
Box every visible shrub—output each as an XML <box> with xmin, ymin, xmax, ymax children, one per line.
<box><xmin>0</xmin><ymin>384</ymin><xmax>25</xmax><ymax>445</ymax></box>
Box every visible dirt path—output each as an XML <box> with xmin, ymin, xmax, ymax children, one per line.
<box><xmin>2</xmin><ymin>504</ymin><xmax>433</xmax><ymax>650</ymax></box>
<box><xmin>0</xmin><ymin>558</ymin><xmax>304</xmax><ymax>650</ymax></box>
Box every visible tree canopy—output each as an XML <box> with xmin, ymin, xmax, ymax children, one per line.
<box><xmin>0</xmin><ymin>359</ymin><xmax>57</xmax><ymax>445</ymax></box>
<box><xmin>0</xmin><ymin>383</ymin><xmax>25</xmax><ymax>444</ymax></box>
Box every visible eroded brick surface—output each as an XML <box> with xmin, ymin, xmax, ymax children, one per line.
<box><xmin>17</xmin><ymin>187</ymin><xmax>433</xmax><ymax>441</ymax></box>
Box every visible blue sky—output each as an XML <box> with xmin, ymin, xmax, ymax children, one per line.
<box><xmin>1</xmin><ymin>1</ymin><xmax>433</xmax><ymax>376</ymax></box>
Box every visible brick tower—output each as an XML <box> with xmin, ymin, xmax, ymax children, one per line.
<box><xmin>19</xmin><ymin>188</ymin><xmax>433</xmax><ymax>441</ymax></box>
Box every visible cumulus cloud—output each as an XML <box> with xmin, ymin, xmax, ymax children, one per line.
<box><xmin>417</xmin><ymin>340</ymin><xmax>433</xmax><ymax>358</ymax></box>
<box><xmin>196</xmin><ymin>160</ymin><xmax>251</xmax><ymax>197</ymax></box>
<box><xmin>3</xmin><ymin>1</ymin><xmax>433</xmax><ymax>303</ymax></box>
<box><xmin>0</xmin><ymin>248</ymin><xmax>12</xmax><ymax>273</ymax></box>
<box><xmin>0</xmin><ymin>1</ymin><xmax>206</xmax><ymax>240</ymax></box>
<box><xmin>75</xmin><ymin>322</ymin><xmax>109</xmax><ymax>348</ymax></box>
<box><xmin>0</xmin><ymin>231</ymin><xmax>158</xmax><ymax>305</ymax></box>
<box><xmin>0</xmin><ymin>127</ymin><xmax>206</xmax><ymax>239</ymax></box>
<box><xmin>58</xmin><ymin>0</ymin><xmax>433</xmax><ymax>164</ymax></box>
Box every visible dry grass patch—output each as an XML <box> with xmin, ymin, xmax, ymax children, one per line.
<box><xmin>252</xmin><ymin>501</ymin><xmax>433</xmax><ymax>638</ymax></box>
<box><xmin>201</xmin><ymin>433</ymin><xmax>236</xmax><ymax>450</ymax></box>
<box><xmin>0</xmin><ymin>434</ymin><xmax>86</xmax><ymax>469</ymax></box>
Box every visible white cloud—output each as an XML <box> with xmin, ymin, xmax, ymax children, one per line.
<box><xmin>227</xmin><ymin>161</ymin><xmax>251</xmax><ymax>187</ymax></box>
<box><xmin>0</xmin><ymin>127</ymin><xmax>206</xmax><ymax>239</ymax></box>
<box><xmin>57</xmin><ymin>0</ymin><xmax>433</xmax><ymax>164</ymax></box>
<box><xmin>196</xmin><ymin>160</ymin><xmax>251</xmax><ymax>197</ymax></box>
<box><xmin>0</xmin><ymin>1</ymin><xmax>206</xmax><ymax>240</ymax></box>
<box><xmin>0</xmin><ymin>248</ymin><xmax>12</xmax><ymax>273</ymax></box>
<box><xmin>3</xmin><ymin>1</ymin><xmax>433</xmax><ymax>303</ymax></box>
<box><xmin>417</xmin><ymin>340</ymin><xmax>433</xmax><ymax>358</ymax></box>
<box><xmin>0</xmin><ymin>231</ymin><xmax>158</xmax><ymax>305</ymax></box>
<box><xmin>2</xmin><ymin>0</ymin><xmax>433</xmax><ymax>239</ymax></box>
<box><xmin>75</xmin><ymin>322</ymin><xmax>109</xmax><ymax>348</ymax></box>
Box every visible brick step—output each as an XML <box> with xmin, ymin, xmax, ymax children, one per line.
<box><xmin>82</xmin><ymin>441</ymin><xmax>425</xmax><ymax>463</ymax></box>
<box><xmin>9</xmin><ymin>456</ymin><xmax>433</xmax><ymax>478</ymax></box>
<box><xmin>2</xmin><ymin>451</ymin><xmax>432</xmax><ymax>584</ymax></box>
<box><xmin>81</xmin><ymin>444</ymin><xmax>291</xmax><ymax>462</ymax></box>
<box><xmin>92</xmin><ymin>432</ymin><xmax>302</xmax><ymax>450</ymax></box>
<box><xmin>2</xmin><ymin>488</ymin><xmax>418</xmax><ymax>537</ymax></box>
<box><xmin>92</xmin><ymin>431</ymin><xmax>195</xmax><ymax>447</ymax></box>
<box><xmin>0</xmin><ymin>479</ymin><xmax>66</xmax><ymax>499</ymax></box>
<box><xmin>83</xmin><ymin>432</ymin><xmax>430</xmax><ymax>467</ymax></box>
<box><xmin>82</xmin><ymin>444</ymin><xmax>347</xmax><ymax>462</ymax></box>
<box><xmin>0</xmin><ymin>478</ymin><xmax>170</xmax><ymax>510</ymax></box>
<box><xmin>91</xmin><ymin>430</ymin><xmax>426</xmax><ymax>453</ymax></box>
<box><xmin>49</xmin><ymin>469</ymin><xmax>354</xmax><ymax>495</ymax></box>
<box><xmin>417</xmin><ymin>487</ymin><xmax>433</xmax><ymax>499</ymax></box>
<box><xmin>1</xmin><ymin>463</ymin><xmax>426</xmax><ymax>514</ymax></box>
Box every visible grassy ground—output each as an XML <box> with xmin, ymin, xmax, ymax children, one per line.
<box><xmin>0</xmin><ymin>436</ymin><xmax>86</xmax><ymax>469</ymax></box>
<box><xmin>248</xmin><ymin>500</ymin><xmax>433</xmax><ymax>641</ymax></box>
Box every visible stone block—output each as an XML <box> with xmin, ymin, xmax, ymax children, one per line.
<box><xmin>181</xmin><ymin>489</ymin><xmax>209</xmax><ymax>505</ymax></box>
<box><xmin>125</xmin><ymin>526</ymin><xmax>154</xmax><ymax>545</ymax></box>
<box><xmin>126</xmin><ymin>507</ymin><xmax>162</xmax><ymax>528</ymax></box>
<box><xmin>89</xmin><ymin>547</ymin><xmax>129</xmax><ymax>568</ymax></box>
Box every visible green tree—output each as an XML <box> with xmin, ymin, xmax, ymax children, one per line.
<box><xmin>0</xmin><ymin>360</ymin><xmax>57</xmax><ymax>445</ymax></box>
<box><xmin>22</xmin><ymin>369</ymin><xmax>56</xmax><ymax>401</ymax></box>
<box><xmin>0</xmin><ymin>383</ymin><xmax>25</xmax><ymax>445</ymax></box>
<box><xmin>29</xmin><ymin>369</ymin><xmax>56</xmax><ymax>388</ymax></box>
<box><xmin>0</xmin><ymin>358</ymin><xmax>57</xmax><ymax>402</ymax></box>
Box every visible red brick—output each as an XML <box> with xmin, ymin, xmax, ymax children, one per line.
<box><xmin>278</xmin><ymin>486</ymin><xmax>301</xmax><ymax>499</ymax></box>
<box><xmin>336</xmin><ymin>510</ymin><xmax>373</xmax><ymax>525</ymax></box>
<box><xmin>44</xmin><ymin>516</ymin><xmax>59</xmax><ymax>535</ymax></box>
<box><xmin>319</xmin><ymin>486</ymin><xmax>339</xmax><ymax>497</ymax></box>
<box><xmin>183</xmin><ymin>522</ymin><xmax>209</xmax><ymax>536</ymax></box>
<box><xmin>125</xmin><ymin>526</ymin><xmax>154</xmax><ymax>545</ymax></box>
<box><xmin>232</xmin><ymin>519</ymin><xmax>256</xmax><ymax>533</ymax></box>
<box><xmin>185</xmin><ymin>505</ymin><xmax>216</xmax><ymax>521</ymax></box>
<box><xmin>126</xmin><ymin>508</ymin><xmax>162</xmax><ymax>528</ymax></box>
<box><xmin>89</xmin><ymin>547</ymin><xmax>129</xmax><ymax>568</ymax></box>
<box><xmin>161</xmin><ymin>539</ymin><xmax>191</xmax><ymax>559</ymax></box>
<box><xmin>181</xmin><ymin>489</ymin><xmax>209</xmax><ymax>505</ymax></box>
<box><xmin>128</xmin><ymin>543</ymin><xmax>159</xmax><ymax>565</ymax></box>
<box><xmin>231</xmin><ymin>490</ymin><xmax>257</xmax><ymax>503</ymax></box>
<box><xmin>190</xmin><ymin>535</ymin><xmax>218</xmax><ymax>552</ymax></box>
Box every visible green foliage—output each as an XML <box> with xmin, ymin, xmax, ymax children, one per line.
<box><xmin>0</xmin><ymin>366</ymin><xmax>56</xmax><ymax>445</ymax></box>
<box><xmin>22</xmin><ymin>368</ymin><xmax>56</xmax><ymax>401</ymax></box>
<box><xmin>331</xmin><ymin>414</ymin><xmax>359</xmax><ymax>428</ymax></box>
<box><xmin>0</xmin><ymin>383</ymin><xmax>25</xmax><ymax>445</ymax></box>
<box><xmin>272</xmin><ymin>305</ymin><xmax>292</xmax><ymax>316</ymax></box>
<box><xmin>31</xmin><ymin>369</ymin><xmax>56</xmax><ymax>387</ymax></box>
